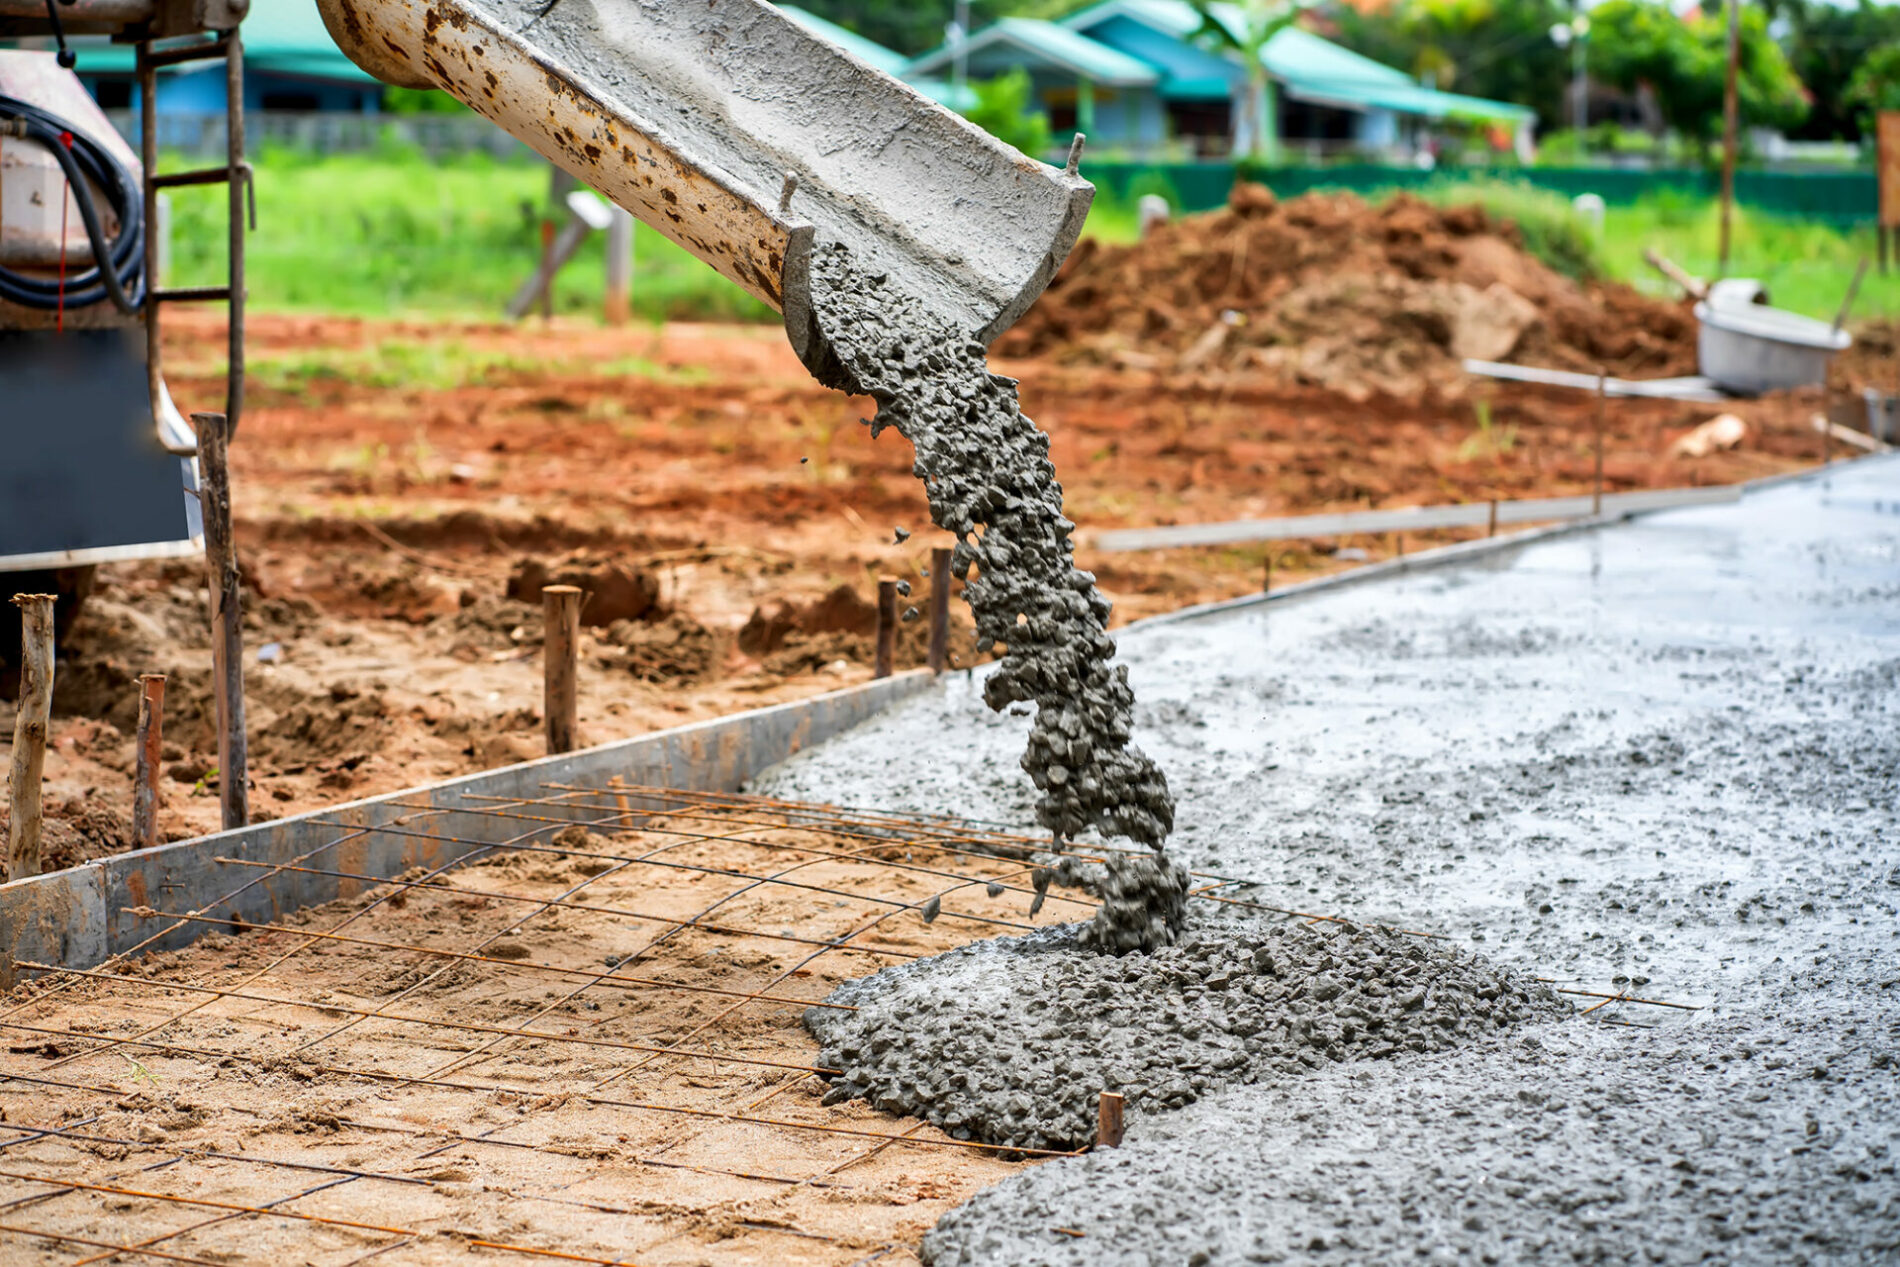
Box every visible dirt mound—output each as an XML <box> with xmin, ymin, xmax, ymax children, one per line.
<box><xmin>598</xmin><ymin>613</ymin><xmax>725</xmax><ymax>684</ymax></box>
<box><xmin>1001</xmin><ymin>187</ymin><xmax>1696</xmax><ymax>400</ymax></box>
<box><xmin>506</xmin><ymin>556</ymin><xmax>665</xmax><ymax>627</ymax></box>
<box><xmin>740</xmin><ymin>582</ymin><xmax>978</xmax><ymax>676</ymax></box>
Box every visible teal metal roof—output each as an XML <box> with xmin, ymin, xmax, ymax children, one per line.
<box><xmin>776</xmin><ymin>5</ymin><xmax>909</xmax><ymax>77</ymax></box>
<box><xmin>69</xmin><ymin>0</ymin><xmax>377</xmax><ymax>83</ymax></box>
<box><xmin>907</xmin><ymin>17</ymin><xmax>1160</xmax><ymax>87</ymax></box>
<box><xmin>1259</xmin><ymin>25</ymin><xmax>1409</xmax><ymax>87</ymax></box>
<box><xmin>1066</xmin><ymin>0</ymin><xmax>1529</xmax><ymax>122</ymax></box>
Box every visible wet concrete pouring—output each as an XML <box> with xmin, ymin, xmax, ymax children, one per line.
<box><xmin>759</xmin><ymin>457</ymin><xmax>1900</xmax><ymax>1263</ymax></box>
<box><xmin>807</xmin><ymin>242</ymin><xmax>1186</xmax><ymax>952</ymax></box>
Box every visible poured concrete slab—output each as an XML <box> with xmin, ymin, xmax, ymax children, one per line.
<box><xmin>754</xmin><ymin>457</ymin><xmax>1900</xmax><ymax>1263</ymax></box>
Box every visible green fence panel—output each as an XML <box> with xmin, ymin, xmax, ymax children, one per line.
<box><xmin>1083</xmin><ymin>162</ymin><xmax>1874</xmax><ymax>223</ymax></box>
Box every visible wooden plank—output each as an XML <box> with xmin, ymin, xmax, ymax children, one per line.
<box><xmin>1094</xmin><ymin>485</ymin><xmax>1742</xmax><ymax>553</ymax></box>
<box><xmin>1463</xmin><ymin>360</ymin><xmax>1730</xmax><ymax>402</ymax></box>
<box><xmin>1879</xmin><ymin>112</ymin><xmax>1900</xmax><ymax>230</ymax></box>
<box><xmin>193</xmin><ymin>412</ymin><xmax>247</xmax><ymax>832</ymax></box>
<box><xmin>8</xmin><ymin>593</ymin><xmax>53</xmax><ymax>882</ymax></box>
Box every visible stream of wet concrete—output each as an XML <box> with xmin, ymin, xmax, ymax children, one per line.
<box><xmin>805</xmin><ymin>240</ymin><xmax>1185</xmax><ymax>951</ymax></box>
<box><xmin>759</xmin><ymin>458</ymin><xmax>1900</xmax><ymax>1263</ymax></box>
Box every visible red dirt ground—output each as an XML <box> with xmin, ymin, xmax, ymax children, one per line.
<box><xmin>0</xmin><ymin>307</ymin><xmax>1851</xmax><ymax>867</ymax></box>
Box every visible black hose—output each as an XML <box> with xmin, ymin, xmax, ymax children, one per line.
<box><xmin>0</xmin><ymin>94</ymin><xmax>144</xmax><ymax>314</ymax></box>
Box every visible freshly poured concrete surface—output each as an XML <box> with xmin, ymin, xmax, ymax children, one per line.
<box><xmin>757</xmin><ymin>459</ymin><xmax>1900</xmax><ymax>1263</ymax></box>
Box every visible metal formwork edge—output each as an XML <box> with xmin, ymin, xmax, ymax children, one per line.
<box><xmin>3</xmin><ymin>669</ymin><xmax>932</xmax><ymax>972</ymax></box>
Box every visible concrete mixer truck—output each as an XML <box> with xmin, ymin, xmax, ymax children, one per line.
<box><xmin>0</xmin><ymin>0</ymin><xmax>1093</xmax><ymax>683</ymax></box>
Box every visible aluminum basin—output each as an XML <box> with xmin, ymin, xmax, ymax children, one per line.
<box><xmin>1695</xmin><ymin>300</ymin><xmax>1850</xmax><ymax>395</ymax></box>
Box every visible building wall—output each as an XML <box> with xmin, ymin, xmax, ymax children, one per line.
<box><xmin>81</xmin><ymin>69</ymin><xmax>379</xmax><ymax>117</ymax></box>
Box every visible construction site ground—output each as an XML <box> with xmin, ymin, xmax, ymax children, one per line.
<box><xmin>0</xmin><ymin>309</ymin><xmax>1851</xmax><ymax>867</ymax></box>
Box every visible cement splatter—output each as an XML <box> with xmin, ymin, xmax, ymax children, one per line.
<box><xmin>807</xmin><ymin>240</ymin><xmax>1179</xmax><ymax>949</ymax></box>
<box><xmin>806</xmin><ymin>914</ymin><xmax>1567</xmax><ymax>1152</ymax></box>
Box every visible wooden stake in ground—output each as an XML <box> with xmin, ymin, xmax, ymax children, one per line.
<box><xmin>605</xmin><ymin>206</ymin><xmax>634</xmax><ymax>325</ymax></box>
<box><xmin>543</xmin><ymin>585</ymin><xmax>582</xmax><ymax>756</ymax></box>
<box><xmin>1718</xmin><ymin>0</ymin><xmax>1739</xmax><ymax>276</ymax></box>
<box><xmin>7</xmin><ymin>593</ymin><xmax>54</xmax><ymax>882</ymax></box>
<box><xmin>874</xmin><ymin>578</ymin><xmax>898</xmax><ymax>680</ymax></box>
<box><xmin>195</xmin><ymin>412</ymin><xmax>249</xmax><ymax>832</ymax></box>
<box><xmin>1097</xmin><ymin>1091</ymin><xmax>1125</xmax><ymax>1148</ymax></box>
<box><xmin>132</xmin><ymin>674</ymin><xmax>166</xmax><ymax>851</ymax></box>
<box><xmin>927</xmin><ymin>547</ymin><xmax>951</xmax><ymax>673</ymax></box>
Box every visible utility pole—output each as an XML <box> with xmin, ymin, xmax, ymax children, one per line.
<box><xmin>1719</xmin><ymin>0</ymin><xmax>1740</xmax><ymax>276</ymax></box>
<box><xmin>1572</xmin><ymin>2</ymin><xmax>1587</xmax><ymax>134</ymax></box>
<box><xmin>952</xmin><ymin>0</ymin><xmax>970</xmax><ymax>98</ymax></box>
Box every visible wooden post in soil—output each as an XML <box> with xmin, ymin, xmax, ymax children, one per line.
<box><xmin>8</xmin><ymin>593</ymin><xmax>54</xmax><ymax>882</ymax></box>
<box><xmin>543</xmin><ymin>585</ymin><xmax>582</xmax><ymax>756</ymax></box>
<box><xmin>132</xmin><ymin>674</ymin><xmax>166</xmax><ymax>851</ymax></box>
<box><xmin>1097</xmin><ymin>1091</ymin><xmax>1125</xmax><ymax>1148</ymax></box>
<box><xmin>1487</xmin><ymin>499</ymin><xmax>1499</xmax><ymax>538</ymax></box>
<box><xmin>605</xmin><ymin>206</ymin><xmax>635</xmax><ymax>325</ymax></box>
<box><xmin>927</xmin><ymin>548</ymin><xmax>952</xmax><ymax>673</ymax></box>
<box><xmin>874</xmin><ymin>578</ymin><xmax>898</xmax><ymax>680</ymax></box>
<box><xmin>1593</xmin><ymin>371</ymin><xmax>1607</xmax><ymax>517</ymax></box>
<box><xmin>195</xmin><ymin>412</ymin><xmax>249</xmax><ymax>832</ymax></box>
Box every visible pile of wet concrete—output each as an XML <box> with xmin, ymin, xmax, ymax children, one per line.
<box><xmin>807</xmin><ymin>913</ymin><xmax>1568</xmax><ymax>1151</ymax></box>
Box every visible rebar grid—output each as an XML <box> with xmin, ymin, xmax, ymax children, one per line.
<box><xmin>0</xmin><ymin>782</ymin><xmax>1695</xmax><ymax>1265</ymax></box>
<box><xmin>0</xmin><ymin>785</ymin><xmax>1092</xmax><ymax>1266</ymax></box>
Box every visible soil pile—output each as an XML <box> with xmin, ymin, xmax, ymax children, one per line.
<box><xmin>808</xmin><ymin>241</ymin><xmax>1182</xmax><ymax>949</ymax></box>
<box><xmin>807</xmin><ymin>915</ymin><xmax>1567</xmax><ymax>1151</ymax></box>
<box><xmin>1000</xmin><ymin>186</ymin><xmax>1697</xmax><ymax>400</ymax></box>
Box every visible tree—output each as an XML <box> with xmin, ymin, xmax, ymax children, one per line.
<box><xmin>1329</xmin><ymin>0</ymin><xmax>1572</xmax><ymax>134</ymax></box>
<box><xmin>1780</xmin><ymin>1</ymin><xmax>1900</xmax><ymax>141</ymax></box>
<box><xmin>1844</xmin><ymin>43</ymin><xmax>1900</xmax><ymax>134</ymax></box>
<box><xmin>960</xmin><ymin>68</ymin><xmax>1054</xmax><ymax>157</ymax></box>
<box><xmin>1585</xmin><ymin>0</ymin><xmax>1807</xmax><ymax>158</ymax></box>
<box><xmin>1189</xmin><ymin>0</ymin><xmax>1311</xmax><ymax>163</ymax></box>
<box><xmin>792</xmin><ymin>0</ymin><xmax>1074</xmax><ymax>57</ymax></box>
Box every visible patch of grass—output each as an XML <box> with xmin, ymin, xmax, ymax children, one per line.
<box><xmin>248</xmin><ymin>337</ymin><xmax>700</xmax><ymax>395</ymax></box>
<box><xmin>166</xmin><ymin>145</ymin><xmax>775</xmax><ymax>323</ymax></box>
<box><xmin>166</xmin><ymin>148</ymin><xmax>1895</xmax><ymax>328</ymax></box>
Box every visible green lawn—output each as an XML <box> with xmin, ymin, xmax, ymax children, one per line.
<box><xmin>167</xmin><ymin>147</ymin><xmax>1895</xmax><ymax>327</ymax></box>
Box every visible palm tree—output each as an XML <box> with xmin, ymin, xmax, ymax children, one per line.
<box><xmin>1189</xmin><ymin>0</ymin><xmax>1311</xmax><ymax>163</ymax></box>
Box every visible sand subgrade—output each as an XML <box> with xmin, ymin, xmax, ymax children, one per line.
<box><xmin>806</xmin><ymin>913</ymin><xmax>1568</xmax><ymax>1152</ymax></box>
<box><xmin>806</xmin><ymin>241</ymin><xmax>1180</xmax><ymax>948</ymax></box>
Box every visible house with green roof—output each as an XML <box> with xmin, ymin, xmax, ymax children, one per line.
<box><xmin>58</xmin><ymin>0</ymin><xmax>378</xmax><ymax>117</ymax></box>
<box><xmin>907</xmin><ymin>0</ymin><xmax>1534</xmax><ymax>161</ymax></box>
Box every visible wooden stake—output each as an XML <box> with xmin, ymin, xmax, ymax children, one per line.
<box><xmin>543</xmin><ymin>585</ymin><xmax>582</xmax><ymax>756</ymax></box>
<box><xmin>605</xmin><ymin>206</ymin><xmax>634</xmax><ymax>326</ymax></box>
<box><xmin>1262</xmin><ymin>550</ymin><xmax>1272</xmax><ymax>594</ymax></box>
<box><xmin>132</xmin><ymin>674</ymin><xmax>166</xmax><ymax>851</ymax></box>
<box><xmin>1487</xmin><ymin>499</ymin><xmax>1499</xmax><ymax>537</ymax></box>
<box><xmin>7</xmin><ymin>593</ymin><xmax>53</xmax><ymax>882</ymax></box>
<box><xmin>1097</xmin><ymin>1091</ymin><xmax>1125</xmax><ymax>1148</ymax></box>
<box><xmin>194</xmin><ymin>412</ymin><xmax>248</xmax><ymax>832</ymax></box>
<box><xmin>874</xmin><ymin>577</ymin><xmax>897</xmax><ymax>680</ymax></box>
<box><xmin>927</xmin><ymin>548</ymin><xmax>951</xmax><ymax>674</ymax></box>
<box><xmin>1593</xmin><ymin>370</ymin><xmax>1607</xmax><ymax>517</ymax></box>
<box><xmin>1718</xmin><ymin>0</ymin><xmax>1739</xmax><ymax>276</ymax></box>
